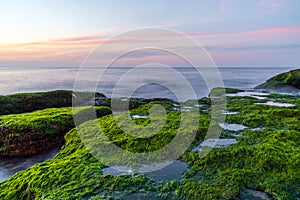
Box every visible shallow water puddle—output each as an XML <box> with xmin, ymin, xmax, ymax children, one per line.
<box><xmin>192</xmin><ymin>138</ymin><xmax>237</xmax><ymax>151</ymax></box>
<box><xmin>194</xmin><ymin>104</ymin><xmax>205</xmax><ymax>107</ymax></box>
<box><xmin>102</xmin><ymin>160</ymin><xmax>189</xmax><ymax>182</ymax></box>
<box><xmin>169</xmin><ymin>107</ymin><xmax>192</xmax><ymax>111</ymax></box>
<box><xmin>226</xmin><ymin>91</ymin><xmax>269</xmax><ymax>99</ymax></box>
<box><xmin>255</xmin><ymin>101</ymin><xmax>295</xmax><ymax>107</ymax></box>
<box><xmin>131</xmin><ymin>114</ymin><xmax>148</xmax><ymax>119</ymax></box>
<box><xmin>239</xmin><ymin>189</ymin><xmax>273</xmax><ymax>200</ymax></box>
<box><xmin>181</xmin><ymin>106</ymin><xmax>193</xmax><ymax>111</ymax></box>
<box><xmin>0</xmin><ymin>148</ymin><xmax>60</xmax><ymax>182</ymax></box>
<box><xmin>251</xmin><ymin>95</ymin><xmax>267</xmax><ymax>100</ymax></box>
<box><xmin>102</xmin><ymin>165</ymin><xmax>133</xmax><ymax>176</ymax></box>
<box><xmin>219</xmin><ymin>123</ymin><xmax>247</xmax><ymax>131</ymax></box>
<box><xmin>221</xmin><ymin>110</ymin><xmax>240</xmax><ymax>115</ymax></box>
<box><xmin>122</xmin><ymin>191</ymin><xmax>163</xmax><ymax>200</ymax></box>
<box><xmin>120</xmin><ymin>97</ymin><xmax>129</xmax><ymax>102</ymax></box>
<box><xmin>169</xmin><ymin>107</ymin><xmax>180</xmax><ymax>111</ymax></box>
<box><xmin>250</xmin><ymin>127</ymin><xmax>265</xmax><ymax>131</ymax></box>
<box><xmin>146</xmin><ymin>160</ymin><xmax>189</xmax><ymax>182</ymax></box>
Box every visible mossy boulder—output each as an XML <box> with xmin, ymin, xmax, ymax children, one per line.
<box><xmin>0</xmin><ymin>90</ymin><xmax>106</xmax><ymax>115</ymax></box>
<box><xmin>255</xmin><ymin>68</ymin><xmax>300</xmax><ymax>90</ymax></box>
<box><xmin>0</xmin><ymin>127</ymin><xmax>153</xmax><ymax>199</ymax></box>
<box><xmin>93</xmin><ymin>97</ymin><xmax>175</xmax><ymax>111</ymax></box>
<box><xmin>0</xmin><ymin>106</ymin><xmax>111</xmax><ymax>157</ymax></box>
<box><xmin>209</xmin><ymin>87</ymin><xmax>242</xmax><ymax>97</ymax></box>
<box><xmin>0</xmin><ymin>101</ymin><xmax>211</xmax><ymax>199</ymax></box>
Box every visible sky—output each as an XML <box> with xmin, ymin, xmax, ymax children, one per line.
<box><xmin>0</xmin><ymin>0</ymin><xmax>299</xmax><ymax>68</ymax></box>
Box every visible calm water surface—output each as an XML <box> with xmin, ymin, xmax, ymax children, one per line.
<box><xmin>0</xmin><ymin>67</ymin><xmax>296</xmax><ymax>100</ymax></box>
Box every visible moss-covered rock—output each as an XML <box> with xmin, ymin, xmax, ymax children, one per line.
<box><xmin>209</xmin><ymin>87</ymin><xmax>242</xmax><ymax>97</ymax></box>
<box><xmin>0</xmin><ymin>90</ymin><xmax>299</xmax><ymax>199</ymax></box>
<box><xmin>0</xmin><ymin>126</ymin><xmax>156</xmax><ymax>199</ymax></box>
<box><xmin>0</xmin><ymin>106</ymin><xmax>111</xmax><ymax>157</ymax></box>
<box><xmin>0</xmin><ymin>90</ymin><xmax>106</xmax><ymax>115</ymax></box>
<box><xmin>255</xmin><ymin>68</ymin><xmax>300</xmax><ymax>90</ymax></box>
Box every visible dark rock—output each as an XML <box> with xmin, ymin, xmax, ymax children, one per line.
<box><xmin>0</xmin><ymin>126</ymin><xmax>65</xmax><ymax>157</ymax></box>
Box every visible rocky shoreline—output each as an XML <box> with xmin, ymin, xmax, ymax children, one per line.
<box><xmin>0</xmin><ymin>69</ymin><xmax>299</xmax><ymax>199</ymax></box>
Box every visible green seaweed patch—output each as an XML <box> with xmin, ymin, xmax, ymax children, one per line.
<box><xmin>0</xmin><ymin>94</ymin><xmax>299</xmax><ymax>199</ymax></box>
<box><xmin>0</xmin><ymin>106</ymin><xmax>111</xmax><ymax>156</ymax></box>
<box><xmin>76</xmin><ymin>102</ymin><xmax>211</xmax><ymax>166</ymax></box>
<box><xmin>0</xmin><ymin>106</ymin><xmax>111</xmax><ymax>136</ymax></box>
<box><xmin>256</xmin><ymin>68</ymin><xmax>300</xmax><ymax>89</ymax></box>
<box><xmin>0</xmin><ymin>101</ymin><xmax>212</xmax><ymax>199</ymax></box>
<box><xmin>181</xmin><ymin>129</ymin><xmax>300</xmax><ymax>199</ymax></box>
<box><xmin>0</xmin><ymin>128</ymin><xmax>158</xmax><ymax>199</ymax></box>
<box><xmin>209</xmin><ymin>87</ymin><xmax>242</xmax><ymax>97</ymax></box>
<box><xmin>225</xmin><ymin>100</ymin><xmax>300</xmax><ymax>130</ymax></box>
<box><xmin>0</xmin><ymin>90</ymin><xmax>106</xmax><ymax>116</ymax></box>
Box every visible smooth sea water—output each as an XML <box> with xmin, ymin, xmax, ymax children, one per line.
<box><xmin>0</xmin><ymin>148</ymin><xmax>60</xmax><ymax>182</ymax></box>
<box><xmin>0</xmin><ymin>66</ymin><xmax>296</xmax><ymax>100</ymax></box>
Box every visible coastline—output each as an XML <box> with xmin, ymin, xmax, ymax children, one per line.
<box><xmin>0</xmin><ymin>69</ymin><xmax>299</xmax><ymax>199</ymax></box>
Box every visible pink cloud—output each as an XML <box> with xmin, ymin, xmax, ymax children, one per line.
<box><xmin>257</xmin><ymin>0</ymin><xmax>282</xmax><ymax>14</ymax></box>
<box><xmin>184</xmin><ymin>27</ymin><xmax>300</xmax><ymax>39</ymax></box>
<box><xmin>255</xmin><ymin>27</ymin><xmax>300</xmax><ymax>35</ymax></box>
<box><xmin>1</xmin><ymin>26</ymin><xmax>299</xmax><ymax>64</ymax></box>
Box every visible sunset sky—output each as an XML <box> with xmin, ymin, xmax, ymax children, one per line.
<box><xmin>0</xmin><ymin>0</ymin><xmax>299</xmax><ymax>68</ymax></box>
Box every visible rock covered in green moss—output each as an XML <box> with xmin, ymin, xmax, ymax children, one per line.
<box><xmin>0</xmin><ymin>106</ymin><xmax>111</xmax><ymax>157</ymax></box>
<box><xmin>209</xmin><ymin>87</ymin><xmax>242</xmax><ymax>97</ymax></box>
<box><xmin>255</xmin><ymin>68</ymin><xmax>300</xmax><ymax>90</ymax></box>
<box><xmin>0</xmin><ymin>90</ymin><xmax>106</xmax><ymax>115</ymax></box>
<box><xmin>0</xmin><ymin>127</ymin><xmax>154</xmax><ymax>199</ymax></box>
<box><xmin>0</xmin><ymin>90</ymin><xmax>299</xmax><ymax>199</ymax></box>
<box><xmin>0</xmin><ymin>101</ymin><xmax>210</xmax><ymax>199</ymax></box>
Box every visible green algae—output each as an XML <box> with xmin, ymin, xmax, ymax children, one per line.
<box><xmin>256</xmin><ymin>68</ymin><xmax>300</xmax><ymax>89</ymax></box>
<box><xmin>0</xmin><ymin>127</ymin><xmax>155</xmax><ymax>199</ymax></box>
<box><xmin>0</xmin><ymin>106</ymin><xmax>111</xmax><ymax>156</ymax></box>
<box><xmin>181</xmin><ymin>129</ymin><xmax>300</xmax><ymax>199</ymax></box>
<box><xmin>0</xmin><ymin>106</ymin><xmax>111</xmax><ymax>136</ymax></box>
<box><xmin>209</xmin><ymin>87</ymin><xmax>242</xmax><ymax>97</ymax></box>
<box><xmin>0</xmin><ymin>90</ymin><xmax>106</xmax><ymax>116</ymax></box>
<box><xmin>75</xmin><ymin>102</ymin><xmax>211</xmax><ymax>167</ymax></box>
<box><xmin>177</xmin><ymin>92</ymin><xmax>300</xmax><ymax>199</ymax></box>
<box><xmin>225</xmin><ymin>94</ymin><xmax>299</xmax><ymax>130</ymax></box>
<box><xmin>0</xmin><ymin>90</ymin><xmax>299</xmax><ymax>199</ymax></box>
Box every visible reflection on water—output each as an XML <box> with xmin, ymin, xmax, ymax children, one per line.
<box><xmin>255</xmin><ymin>101</ymin><xmax>295</xmax><ymax>107</ymax></box>
<box><xmin>102</xmin><ymin>160</ymin><xmax>189</xmax><ymax>182</ymax></box>
<box><xmin>122</xmin><ymin>192</ymin><xmax>163</xmax><ymax>200</ymax></box>
<box><xmin>225</xmin><ymin>91</ymin><xmax>270</xmax><ymax>100</ymax></box>
<box><xmin>219</xmin><ymin>123</ymin><xmax>247</xmax><ymax>131</ymax></box>
<box><xmin>192</xmin><ymin>138</ymin><xmax>237</xmax><ymax>151</ymax></box>
<box><xmin>222</xmin><ymin>110</ymin><xmax>240</xmax><ymax>115</ymax></box>
<box><xmin>0</xmin><ymin>148</ymin><xmax>60</xmax><ymax>182</ymax></box>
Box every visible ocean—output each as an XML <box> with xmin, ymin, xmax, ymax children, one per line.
<box><xmin>0</xmin><ymin>66</ymin><xmax>296</xmax><ymax>100</ymax></box>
